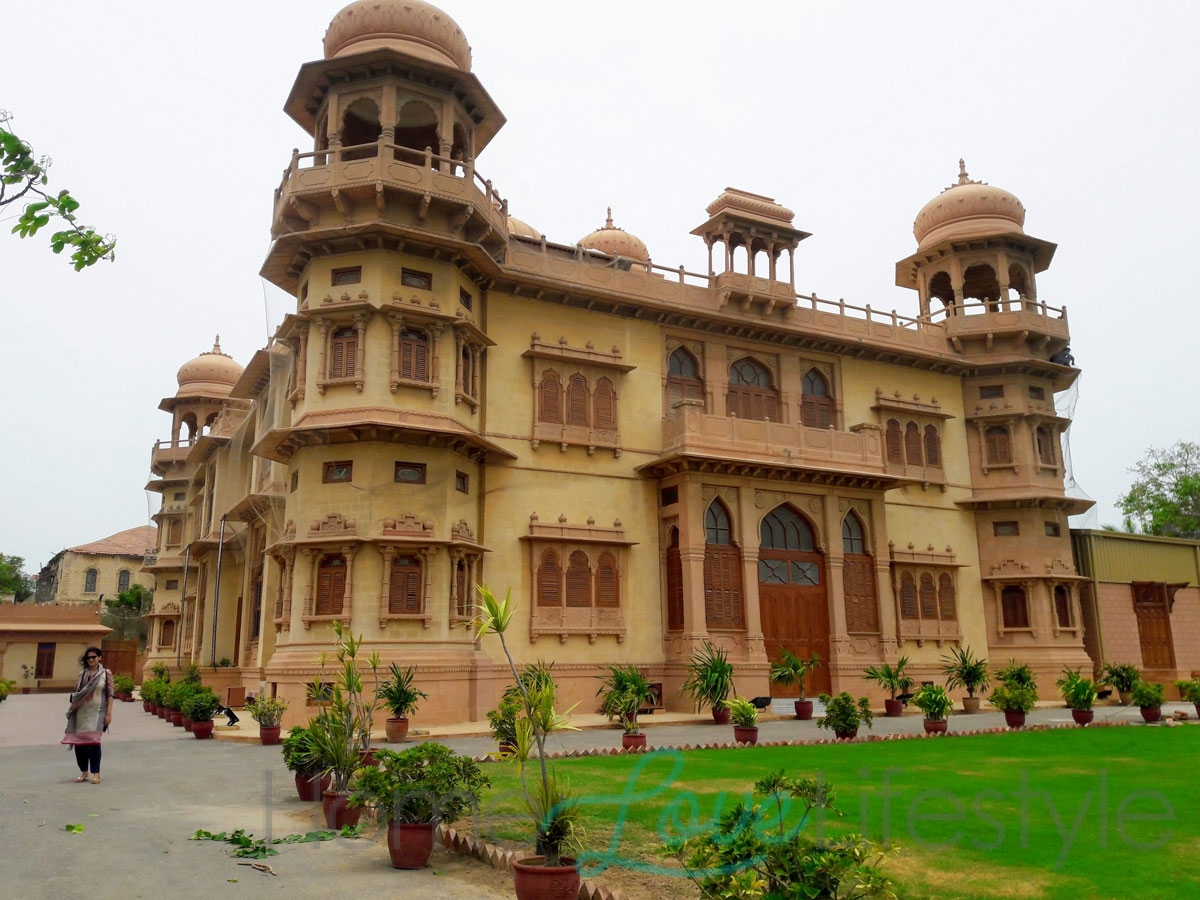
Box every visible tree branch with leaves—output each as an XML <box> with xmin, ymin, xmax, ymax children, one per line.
<box><xmin>1117</xmin><ymin>441</ymin><xmax>1200</xmax><ymax>538</ymax></box>
<box><xmin>1</xmin><ymin>110</ymin><xmax>115</xmax><ymax>270</ymax></box>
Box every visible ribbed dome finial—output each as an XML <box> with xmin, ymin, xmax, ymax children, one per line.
<box><xmin>957</xmin><ymin>158</ymin><xmax>970</xmax><ymax>185</ymax></box>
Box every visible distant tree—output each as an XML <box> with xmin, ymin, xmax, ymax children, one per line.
<box><xmin>0</xmin><ymin>554</ymin><xmax>33</xmax><ymax>602</ymax></box>
<box><xmin>103</xmin><ymin>584</ymin><xmax>153</xmax><ymax>643</ymax></box>
<box><xmin>0</xmin><ymin>110</ymin><xmax>115</xmax><ymax>270</ymax></box>
<box><xmin>1117</xmin><ymin>441</ymin><xmax>1200</xmax><ymax>539</ymax></box>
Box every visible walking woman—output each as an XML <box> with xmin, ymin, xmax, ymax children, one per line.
<box><xmin>62</xmin><ymin>646</ymin><xmax>113</xmax><ymax>783</ymax></box>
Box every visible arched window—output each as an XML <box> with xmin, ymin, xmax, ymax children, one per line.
<box><xmin>963</xmin><ymin>263</ymin><xmax>1001</xmax><ymax>309</ymax></box>
<box><xmin>886</xmin><ymin>420</ymin><xmax>904</xmax><ymax>464</ymax></box>
<box><xmin>315</xmin><ymin>555</ymin><xmax>347</xmax><ymax>616</ymax></box>
<box><xmin>760</xmin><ymin>506</ymin><xmax>815</xmax><ymax>551</ymax></box>
<box><xmin>538</xmin><ymin>370</ymin><xmax>562</xmax><ymax>424</ymax></box>
<box><xmin>919</xmin><ymin>573</ymin><xmax>938</xmax><ymax>619</ymax></box>
<box><xmin>537</xmin><ymin>550</ymin><xmax>561</xmax><ymax>606</ymax></box>
<box><xmin>706</xmin><ymin>500</ymin><xmax>733</xmax><ymax>545</ymax></box>
<box><xmin>118</xmin><ymin>570</ymin><xmax>131</xmax><ymax>593</ymax></box>
<box><xmin>160</xmin><ymin>619</ymin><xmax>176</xmax><ymax>648</ymax></box>
<box><xmin>842</xmin><ymin>513</ymin><xmax>878</xmax><ymax>633</ymax></box>
<box><xmin>566</xmin><ymin>374</ymin><xmax>589</xmax><ymax>427</ymax></box>
<box><xmin>399</xmin><ymin>328</ymin><xmax>429</xmax><ymax>381</ymax></box>
<box><xmin>899</xmin><ymin>572</ymin><xmax>918</xmax><ymax>619</ymax></box>
<box><xmin>84</xmin><ymin>569</ymin><xmax>98</xmax><ymax>593</ymax></box>
<box><xmin>594</xmin><ymin>377</ymin><xmax>616</xmax><ymax>430</ymax></box>
<box><xmin>341</xmin><ymin>98</ymin><xmax>381</xmax><ymax>160</ymax></box>
<box><xmin>842</xmin><ymin>513</ymin><xmax>865</xmax><ymax>554</ymax></box>
<box><xmin>924</xmin><ymin>425</ymin><xmax>942</xmax><ymax>468</ymax></box>
<box><xmin>388</xmin><ymin>554</ymin><xmax>422</xmax><ymax>614</ymax></box>
<box><xmin>800</xmin><ymin>369</ymin><xmax>833</xmax><ymax>428</ymax></box>
<box><xmin>726</xmin><ymin>357</ymin><xmax>779</xmax><ymax>421</ymax></box>
<box><xmin>1036</xmin><ymin>426</ymin><xmax>1056</xmax><ymax>466</ymax></box>
<box><xmin>566</xmin><ymin>550</ymin><xmax>591</xmax><ymax>607</ymax></box>
<box><xmin>1054</xmin><ymin>585</ymin><xmax>1073</xmax><ymax>628</ymax></box>
<box><xmin>167</xmin><ymin>519</ymin><xmax>183</xmax><ymax>546</ymax></box>
<box><xmin>395</xmin><ymin>100</ymin><xmax>439</xmax><ymax>161</ymax></box>
<box><xmin>181</xmin><ymin>413</ymin><xmax>198</xmax><ymax>442</ymax></box>
<box><xmin>666</xmin><ymin>347</ymin><xmax>704</xmax><ymax>408</ymax></box>
<box><xmin>704</xmin><ymin>500</ymin><xmax>743</xmax><ymax>629</ymax></box>
<box><xmin>330</xmin><ymin>327</ymin><xmax>357</xmax><ymax>379</ymax></box>
<box><xmin>929</xmin><ymin>271</ymin><xmax>954</xmax><ymax>311</ymax></box>
<box><xmin>596</xmin><ymin>552</ymin><xmax>619</xmax><ymax>607</ymax></box>
<box><xmin>665</xmin><ymin>527</ymin><xmax>684</xmax><ymax>631</ymax></box>
<box><xmin>1001</xmin><ymin>585</ymin><xmax>1029</xmax><ymax>629</ymax></box>
<box><xmin>938</xmin><ymin>573</ymin><xmax>957</xmax><ymax>620</ymax></box>
<box><xmin>986</xmin><ymin>427</ymin><xmax>1012</xmax><ymax>465</ymax></box>
<box><xmin>905</xmin><ymin>422</ymin><xmax>923</xmax><ymax>466</ymax></box>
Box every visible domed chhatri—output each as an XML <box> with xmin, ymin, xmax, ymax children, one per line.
<box><xmin>176</xmin><ymin>336</ymin><xmax>243</xmax><ymax>399</ymax></box>
<box><xmin>506</xmin><ymin>216</ymin><xmax>542</xmax><ymax>241</ymax></box>
<box><xmin>323</xmin><ymin>0</ymin><xmax>472</xmax><ymax>70</ymax></box>
<box><xmin>578</xmin><ymin>208</ymin><xmax>650</xmax><ymax>263</ymax></box>
<box><xmin>912</xmin><ymin>160</ymin><xmax>1027</xmax><ymax>251</ymax></box>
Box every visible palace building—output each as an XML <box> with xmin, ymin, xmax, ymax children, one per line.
<box><xmin>141</xmin><ymin>0</ymin><xmax>1129</xmax><ymax>724</ymax></box>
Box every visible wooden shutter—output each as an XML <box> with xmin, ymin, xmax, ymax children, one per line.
<box><xmin>317</xmin><ymin>558</ymin><xmax>346</xmax><ymax>616</ymax></box>
<box><xmin>161</xmin><ymin>619</ymin><xmax>176</xmax><ymax>647</ymax></box>
<box><xmin>389</xmin><ymin>556</ymin><xmax>422</xmax><ymax>614</ymax></box>
<box><xmin>1054</xmin><ymin>586</ymin><xmax>1072</xmax><ymax>628</ymax></box>
<box><xmin>703</xmin><ymin>544</ymin><xmax>744</xmax><ymax>628</ymax></box>
<box><xmin>842</xmin><ymin>555</ymin><xmax>878</xmax><ymax>632</ymax></box>
<box><xmin>566</xmin><ymin>550</ymin><xmax>591</xmax><ymax>607</ymax></box>
<box><xmin>400</xmin><ymin>330</ymin><xmax>427</xmax><ymax>381</ymax></box>
<box><xmin>538</xmin><ymin>371</ymin><xmax>562</xmax><ymax>423</ymax></box>
<box><xmin>567</xmin><ymin>374</ymin><xmax>589</xmax><ymax>426</ymax></box>
<box><xmin>666</xmin><ymin>532</ymin><xmax>684</xmax><ymax>631</ymax></box>
<box><xmin>938</xmin><ymin>573</ymin><xmax>957</xmax><ymax>620</ymax></box>
<box><xmin>594</xmin><ymin>378</ymin><xmax>616</xmax><ymax>430</ymax></box>
<box><xmin>168</xmin><ymin>519</ymin><xmax>182</xmax><ymax>545</ymax></box>
<box><xmin>537</xmin><ymin>550</ymin><xmax>560</xmax><ymax>606</ymax></box>
<box><xmin>886</xmin><ymin>420</ymin><xmax>904</xmax><ymax>464</ymax></box>
<box><xmin>986</xmin><ymin>427</ymin><xmax>1012</xmax><ymax>465</ymax></box>
<box><xmin>35</xmin><ymin>643</ymin><xmax>56</xmax><ymax>679</ymax></box>
<box><xmin>899</xmin><ymin>571</ymin><xmax>918</xmax><ymax>619</ymax></box>
<box><xmin>1001</xmin><ymin>586</ymin><xmax>1029</xmax><ymax>628</ymax></box>
<box><xmin>596</xmin><ymin>552</ymin><xmax>619</xmax><ymax>607</ymax></box>
<box><xmin>1038</xmin><ymin>427</ymin><xmax>1056</xmax><ymax>465</ymax></box>
<box><xmin>919</xmin><ymin>573</ymin><xmax>938</xmax><ymax>618</ymax></box>
<box><xmin>905</xmin><ymin>422</ymin><xmax>923</xmax><ymax>466</ymax></box>
<box><xmin>331</xmin><ymin>329</ymin><xmax>356</xmax><ymax>379</ymax></box>
<box><xmin>455</xmin><ymin>560</ymin><xmax>468</xmax><ymax>617</ymax></box>
<box><xmin>924</xmin><ymin>425</ymin><xmax>942</xmax><ymax>468</ymax></box>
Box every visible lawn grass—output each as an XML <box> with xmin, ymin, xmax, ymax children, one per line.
<box><xmin>468</xmin><ymin>725</ymin><xmax>1200</xmax><ymax>900</ymax></box>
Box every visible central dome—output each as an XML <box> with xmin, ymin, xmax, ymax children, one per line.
<box><xmin>913</xmin><ymin>160</ymin><xmax>1026</xmax><ymax>250</ymax></box>
<box><xmin>324</xmin><ymin>0</ymin><xmax>472</xmax><ymax>70</ymax></box>
<box><xmin>176</xmin><ymin>338</ymin><xmax>243</xmax><ymax>399</ymax></box>
<box><xmin>578</xmin><ymin>209</ymin><xmax>650</xmax><ymax>263</ymax></box>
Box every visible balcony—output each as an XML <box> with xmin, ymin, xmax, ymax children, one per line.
<box><xmin>930</xmin><ymin>298</ymin><xmax>1070</xmax><ymax>354</ymax></box>
<box><xmin>150</xmin><ymin>439</ymin><xmax>194</xmax><ymax>472</ymax></box>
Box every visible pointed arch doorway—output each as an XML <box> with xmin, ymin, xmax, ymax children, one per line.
<box><xmin>758</xmin><ymin>506</ymin><xmax>831</xmax><ymax>696</ymax></box>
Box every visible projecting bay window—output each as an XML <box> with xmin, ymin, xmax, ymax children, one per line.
<box><xmin>873</xmin><ymin>391</ymin><xmax>948</xmax><ymax>484</ymax></box>
<box><xmin>386</xmin><ymin>314</ymin><xmax>443</xmax><ymax>397</ymax></box>
<box><xmin>300</xmin><ymin>546</ymin><xmax>359</xmax><ymax>629</ymax></box>
<box><xmin>891</xmin><ymin>543</ymin><xmax>962</xmax><ymax>645</ymax></box>
<box><xmin>453</xmin><ymin>323</ymin><xmax>489</xmax><ymax>412</ymax></box>
<box><xmin>377</xmin><ymin>547</ymin><xmax>432</xmax><ymax>628</ymax></box>
<box><xmin>999</xmin><ymin>584</ymin><xmax>1031</xmax><ymax>630</ymax></box>
<box><xmin>315</xmin><ymin>315</ymin><xmax>368</xmax><ymax>393</ymax></box>
<box><xmin>526</xmin><ymin>336</ymin><xmax>631</xmax><ymax>457</ymax></box>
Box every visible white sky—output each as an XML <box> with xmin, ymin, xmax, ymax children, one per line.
<box><xmin>3</xmin><ymin>1</ymin><xmax>1198</xmax><ymax>574</ymax></box>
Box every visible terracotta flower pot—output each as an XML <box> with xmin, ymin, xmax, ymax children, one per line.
<box><xmin>512</xmin><ymin>856</ymin><xmax>580</xmax><ymax>900</ymax></box>
<box><xmin>182</xmin><ymin>716</ymin><xmax>193</xmax><ymax>733</ymax></box>
<box><xmin>322</xmin><ymin>791</ymin><xmax>362</xmax><ymax>830</ymax></box>
<box><xmin>621</xmin><ymin>732</ymin><xmax>647</xmax><ymax>750</ymax></box>
<box><xmin>1118</xmin><ymin>690</ymin><xmax>1133</xmax><ymax>706</ymax></box>
<box><xmin>358</xmin><ymin>748</ymin><xmax>380</xmax><ymax>767</ymax></box>
<box><xmin>923</xmin><ymin>719</ymin><xmax>948</xmax><ymax>734</ymax></box>
<box><xmin>961</xmin><ymin>697</ymin><xmax>981</xmax><ymax>714</ymax></box>
<box><xmin>1071</xmin><ymin>709</ymin><xmax>1094</xmax><ymax>726</ymax></box>
<box><xmin>733</xmin><ymin>725</ymin><xmax>758</xmax><ymax>745</ymax></box>
<box><xmin>1194</xmin><ymin>703</ymin><xmax>1200</xmax><ymax>719</ymax></box>
<box><xmin>794</xmin><ymin>699</ymin><xmax>814</xmax><ymax>720</ymax></box>
<box><xmin>259</xmin><ymin>726</ymin><xmax>281</xmax><ymax>746</ymax></box>
<box><xmin>156</xmin><ymin>706</ymin><xmax>166</xmax><ymax>718</ymax></box>
<box><xmin>1139</xmin><ymin>706</ymin><xmax>1162</xmax><ymax>723</ymax></box>
<box><xmin>834</xmin><ymin>728</ymin><xmax>858</xmax><ymax>741</ymax></box>
<box><xmin>294</xmin><ymin>772</ymin><xmax>330</xmax><ymax>802</ymax></box>
<box><xmin>192</xmin><ymin>720</ymin><xmax>215</xmax><ymax>739</ymax></box>
<box><xmin>384</xmin><ymin>717</ymin><xmax>410</xmax><ymax>743</ymax></box>
<box><xmin>387</xmin><ymin>822</ymin><xmax>435</xmax><ymax>869</ymax></box>
<box><xmin>711</xmin><ymin>706</ymin><xmax>731</xmax><ymax>725</ymax></box>
<box><xmin>170</xmin><ymin>711</ymin><xmax>184</xmax><ymax>727</ymax></box>
<box><xmin>1004</xmin><ymin>710</ymin><xmax>1026</xmax><ymax>729</ymax></box>
<box><xmin>884</xmin><ymin>699</ymin><xmax>904</xmax><ymax>718</ymax></box>
<box><xmin>143</xmin><ymin>701</ymin><xmax>153</xmax><ymax>713</ymax></box>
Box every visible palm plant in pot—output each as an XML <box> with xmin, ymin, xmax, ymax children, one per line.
<box><xmin>377</xmin><ymin>663</ymin><xmax>427</xmax><ymax>744</ymax></box>
<box><xmin>680</xmin><ymin>641</ymin><xmax>736</xmax><ymax>724</ymax></box>
<box><xmin>768</xmin><ymin>650</ymin><xmax>821</xmax><ymax>720</ymax></box>
<box><xmin>596</xmin><ymin>664</ymin><xmax>655</xmax><ymax>750</ymax></box>
<box><xmin>348</xmin><ymin>742</ymin><xmax>490</xmax><ymax>869</ymax></box>
<box><xmin>863</xmin><ymin>656</ymin><xmax>913</xmax><ymax>717</ymax></box>
<box><xmin>306</xmin><ymin>710</ymin><xmax>366</xmax><ymax>827</ymax></box>
<box><xmin>281</xmin><ymin>724</ymin><xmax>330</xmax><ymax>801</ymax></box>
<box><xmin>726</xmin><ymin>696</ymin><xmax>760</xmax><ymax>745</ymax></box>
<box><xmin>246</xmin><ymin>695</ymin><xmax>289</xmax><ymax>745</ymax></box>
<box><xmin>1100</xmin><ymin>662</ymin><xmax>1141</xmax><ymax>705</ymax></box>
<box><xmin>183</xmin><ymin>688</ymin><xmax>221</xmax><ymax>739</ymax></box>
<box><xmin>1131</xmin><ymin>680</ymin><xmax>1165</xmax><ymax>723</ymax></box>
<box><xmin>817</xmin><ymin>692</ymin><xmax>874</xmax><ymax>740</ymax></box>
<box><xmin>474</xmin><ymin>585</ymin><xmax>583</xmax><ymax>900</ymax></box>
<box><xmin>941</xmin><ymin>645</ymin><xmax>990</xmax><ymax>713</ymax></box>
<box><xmin>1057</xmin><ymin>668</ymin><xmax>1098</xmax><ymax>725</ymax></box>
<box><xmin>912</xmin><ymin>684</ymin><xmax>953</xmax><ymax>734</ymax></box>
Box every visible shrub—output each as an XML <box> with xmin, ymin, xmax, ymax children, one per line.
<box><xmin>1131</xmin><ymin>681</ymin><xmax>1165</xmax><ymax>709</ymax></box>
<box><xmin>996</xmin><ymin>659</ymin><xmax>1036</xmax><ymax>688</ymax></box>
<box><xmin>247</xmin><ymin>696</ymin><xmax>289</xmax><ymax>727</ymax></box>
<box><xmin>912</xmin><ymin>684</ymin><xmax>953</xmax><ymax>721</ymax></box>
<box><xmin>113</xmin><ymin>674</ymin><xmax>135</xmax><ymax>695</ymax></box>
<box><xmin>182</xmin><ymin>689</ymin><xmax>222</xmax><ymax>723</ymax></box>
<box><xmin>989</xmin><ymin>683</ymin><xmax>1038</xmax><ymax>713</ymax></box>
<box><xmin>1058</xmin><ymin>668</ymin><xmax>1097</xmax><ymax>711</ymax></box>
<box><xmin>817</xmin><ymin>692</ymin><xmax>873</xmax><ymax>736</ymax></box>
<box><xmin>281</xmin><ymin>725</ymin><xmax>320</xmax><ymax>774</ymax></box>
<box><xmin>348</xmin><ymin>742</ymin><xmax>490</xmax><ymax>824</ymax></box>
<box><xmin>1100</xmin><ymin>662</ymin><xmax>1140</xmax><ymax>693</ymax></box>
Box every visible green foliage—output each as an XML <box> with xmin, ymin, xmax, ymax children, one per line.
<box><xmin>1117</xmin><ymin>441</ymin><xmax>1200</xmax><ymax>538</ymax></box>
<box><xmin>487</xmin><ymin>692</ymin><xmax>523</xmax><ymax>748</ymax></box>
<box><xmin>139</xmin><ymin>678</ymin><xmax>164</xmax><ymax>706</ymax></box>
<box><xmin>246</xmin><ymin>695</ymin><xmax>289</xmax><ymax>727</ymax></box>
<box><xmin>941</xmin><ymin>645</ymin><xmax>991</xmax><ymax>697</ymax></box>
<box><xmin>0</xmin><ymin>554</ymin><xmax>34</xmax><ymax>601</ymax></box>
<box><xmin>989</xmin><ymin>682</ymin><xmax>1039</xmax><ymax>713</ymax></box>
<box><xmin>1058</xmin><ymin>669</ymin><xmax>1098</xmax><ymax>711</ymax></box>
<box><xmin>663</xmin><ymin>770</ymin><xmax>896</xmax><ymax>900</ymax></box>
<box><xmin>0</xmin><ymin>111</ymin><xmax>116</xmax><ymax>270</ymax></box>
<box><xmin>347</xmin><ymin>742</ymin><xmax>490</xmax><ymax>825</ymax></box>
<box><xmin>862</xmin><ymin>656</ymin><xmax>914</xmax><ymax>700</ymax></box>
<box><xmin>679</xmin><ymin>642</ymin><xmax>736</xmax><ymax>713</ymax></box>
<box><xmin>1100</xmin><ymin>662</ymin><xmax>1141</xmax><ymax>693</ymax></box>
<box><xmin>911</xmin><ymin>683</ymin><xmax>953</xmax><ymax>721</ymax></box>
<box><xmin>150</xmin><ymin>662</ymin><xmax>171</xmax><ymax>682</ymax></box>
<box><xmin>280</xmin><ymin>725</ymin><xmax>320</xmax><ymax>774</ymax></box>
<box><xmin>1178</xmin><ymin>679</ymin><xmax>1200</xmax><ymax>703</ymax></box>
<box><xmin>182</xmin><ymin>688</ymin><xmax>222</xmax><ymax>723</ymax></box>
<box><xmin>303</xmin><ymin>709</ymin><xmax>363</xmax><ymax>793</ymax></box>
<box><xmin>1131</xmin><ymin>681</ymin><xmax>1165</xmax><ymax>709</ymax></box>
<box><xmin>191</xmin><ymin>825</ymin><xmax>361</xmax><ymax>858</ymax></box>
<box><xmin>376</xmin><ymin>663</ymin><xmax>427</xmax><ymax>718</ymax></box>
<box><xmin>112</xmin><ymin>674</ymin><xmax>135</xmax><ymax>695</ymax></box>
<box><xmin>818</xmin><ymin>693</ymin><xmax>874</xmax><ymax>736</ymax></box>
<box><xmin>164</xmin><ymin>681</ymin><xmax>197</xmax><ymax>712</ymax></box>
<box><xmin>595</xmin><ymin>664</ymin><xmax>655</xmax><ymax>734</ymax></box>
<box><xmin>726</xmin><ymin>696</ymin><xmax>759</xmax><ymax>728</ymax></box>
<box><xmin>768</xmin><ymin>649</ymin><xmax>821</xmax><ymax>700</ymax></box>
<box><xmin>996</xmin><ymin>659</ymin><xmax>1035</xmax><ymax>689</ymax></box>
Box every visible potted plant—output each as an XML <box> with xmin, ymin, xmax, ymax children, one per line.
<box><xmin>247</xmin><ymin>695</ymin><xmax>289</xmax><ymax>745</ymax></box>
<box><xmin>112</xmin><ymin>674</ymin><xmax>135</xmax><ymax>701</ymax></box>
<box><xmin>377</xmin><ymin>663</ymin><xmax>428</xmax><ymax>744</ymax></box>
<box><xmin>20</xmin><ymin>664</ymin><xmax>34</xmax><ymax>694</ymax></box>
<box><xmin>1057</xmin><ymin>668</ymin><xmax>1098</xmax><ymax>725</ymax></box>
<box><xmin>165</xmin><ymin>682</ymin><xmax>196</xmax><ymax>728</ymax></box>
<box><xmin>1131</xmin><ymin>680</ymin><xmax>1165</xmax><ymax>723</ymax></box>
<box><xmin>0</xmin><ymin>678</ymin><xmax>13</xmax><ymax>702</ymax></box>
<box><xmin>989</xmin><ymin>683</ymin><xmax>1038</xmax><ymax>728</ymax></box>
<box><xmin>487</xmin><ymin>692</ymin><xmax>523</xmax><ymax>755</ymax></box>
<box><xmin>348</xmin><ymin>742</ymin><xmax>490</xmax><ymax>869</ymax></box>
<box><xmin>680</xmin><ymin>641</ymin><xmax>736</xmax><ymax>724</ymax></box>
<box><xmin>863</xmin><ymin>656</ymin><xmax>913</xmax><ymax>717</ymax></box>
<box><xmin>768</xmin><ymin>650</ymin><xmax>821</xmax><ymax>720</ymax></box>
<box><xmin>1179</xmin><ymin>679</ymin><xmax>1200</xmax><ymax>718</ymax></box>
<box><xmin>306</xmin><ymin>710</ymin><xmax>366</xmax><ymax>827</ymax></box>
<box><xmin>817</xmin><ymin>692</ymin><xmax>874</xmax><ymax>740</ymax></box>
<box><xmin>996</xmin><ymin>659</ymin><xmax>1036</xmax><ymax>688</ymax></box>
<box><xmin>183</xmin><ymin>688</ymin><xmax>221</xmax><ymax>739</ymax></box>
<box><xmin>1101</xmin><ymin>662</ymin><xmax>1141</xmax><ymax>705</ymax></box>
<box><xmin>474</xmin><ymin>585</ymin><xmax>583</xmax><ymax>900</ymax></box>
<box><xmin>281</xmin><ymin>725</ymin><xmax>330</xmax><ymax>801</ymax></box>
<box><xmin>139</xmin><ymin>677</ymin><xmax>161</xmax><ymax>713</ymax></box>
<box><xmin>912</xmin><ymin>684</ymin><xmax>953</xmax><ymax>734</ymax></box>
<box><xmin>596</xmin><ymin>664</ymin><xmax>656</xmax><ymax>750</ymax></box>
<box><xmin>726</xmin><ymin>696</ymin><xmax>760</xmax><ymax>745</ymax></box>
<box><xmin>941</xmin><ymin>646</ymin><xmax>990</xmax><ymax>713</ymax></box>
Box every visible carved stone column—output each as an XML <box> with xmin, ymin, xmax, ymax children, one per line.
<box><xmin>340</xmin><ymin>545</ymin><xmax>358</xmax><ymax>625</ymax></box>
<box><xmin>378</xmin><ymin>546</ymin><xmax>396</xmax><ymax>628</ymax></box>
<box><xmin>387</xmin><ymin>313</ymin><xmax>403</xmax><ymax>392</ymax></box>
<box><xmin>315</xmin><ymin>319</ymin><xmax>329</xmax><ymax>394</ymax></box>
<box><xmin>353</xmin><ymin>313</ymin><xmax>368</xmax><ymax>392</ymax></box>
<box><xmin>300</xmin><ymin>548</ymin><xmax>317</xmax><ymax>628</ymax></box>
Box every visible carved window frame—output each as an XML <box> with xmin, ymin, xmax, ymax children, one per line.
<box><xmin>526</xmin><ymin>337</ymin><xmax>631</xmax><ymax>458</ymax></box>
<box><xmin>385</xmin><ymin>312</ymin><xmax>443</xmax><ymax>398</ymax></box>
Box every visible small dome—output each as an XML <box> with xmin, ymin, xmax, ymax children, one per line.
<box><xmin>324</xmin><ymin>0</ymin><xmax>472</xmax><ymax>70</ymax></box>
<box><xmin>176</xmin><ymin>337</ymin><xmax>243</xmax><ymax>399</ymax></box>
<box><xmin>578</xmin><ymin>208</ymin><xmax>650</xmax><ymax>263</ymax></box>
<box><xmin>913</xmin><ymin>160</ymin><xmax>1026</xmax><ymax>250</ymax></box>
<box><xmin>507</xmin><ymin>216</ymin><xmax>542</xmax><ymax>241</ymax></box>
